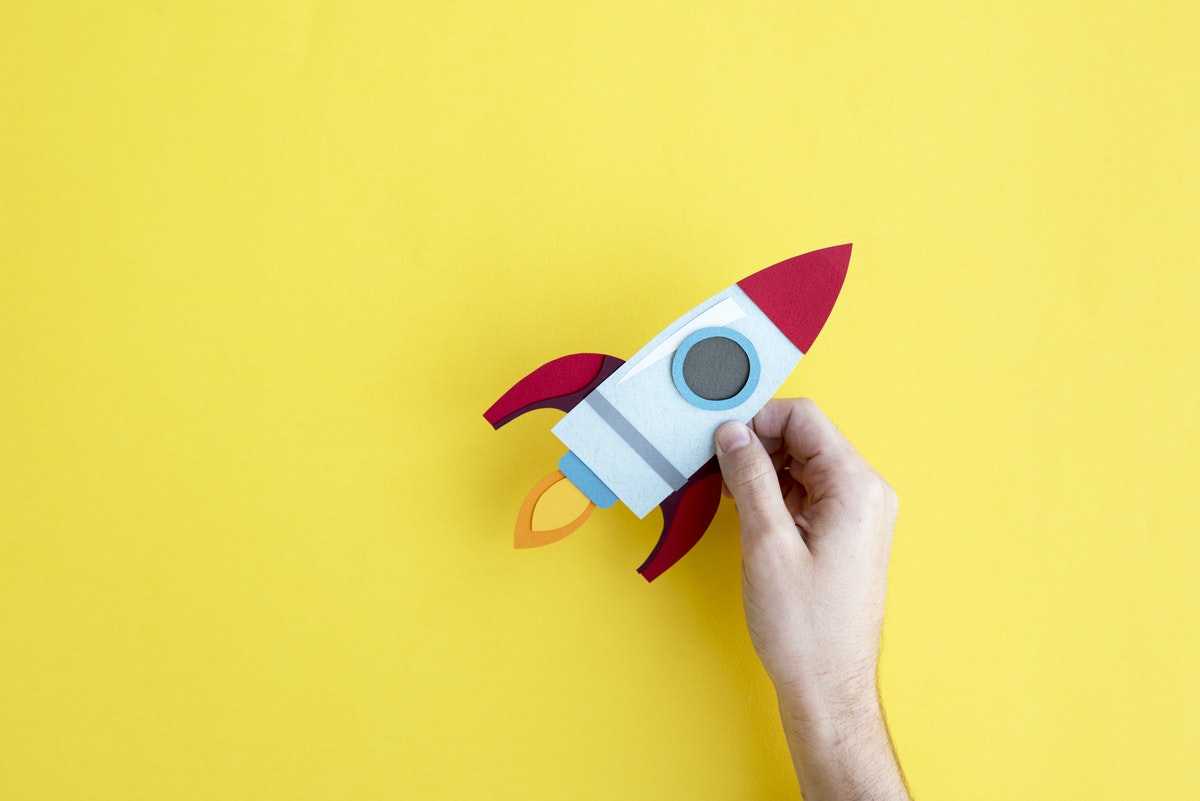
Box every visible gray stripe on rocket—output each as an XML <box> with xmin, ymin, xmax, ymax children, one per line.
<box><xmin>586</xmin><ymin>392</ymin><xmax>687</xmax><ymax>489</ymax></box>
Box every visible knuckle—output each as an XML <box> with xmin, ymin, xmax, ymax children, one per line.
<box><xmin>881</xmin><ymin>478</ymin><xmax>899</xmax><ymax>516</ymax></box>
<box><xmin>743</xmin><ymin>530</ymin><xmax>798</xmax><ymax>573</ymax></box>
<box><xmin>872</xmin><ymin>474</ymin><xmax>899</xmax><ymax>516</ymax></box>
<box><xmin>728</xmin><ymin>458</ymin><xmax>776</xmax><ymax>493</ymax></box>
<box><xmin>848</xmin><ymin>470</ymin><xmax>895</xmax><ymax>511</ymax></box>
<box><xmin>794</xmin><ymin>397</ymin><xmax>820</xmax><ymax>415</ymax></box>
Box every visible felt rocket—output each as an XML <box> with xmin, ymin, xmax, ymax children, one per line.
<box><xmin>485</xmin><ymin>244</ymin><xmax>851</xmax><ymax>581</ymax></box>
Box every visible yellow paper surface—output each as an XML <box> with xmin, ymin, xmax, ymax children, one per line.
<box><xmin>527</xmin><ymin>472</ymin><xmax>592</xmax><ymax>536</ymax></box>
<box><xmin>2</xmin><ymin>3</ymin><xmax>1198</xmax><ymax>798</ymax></box>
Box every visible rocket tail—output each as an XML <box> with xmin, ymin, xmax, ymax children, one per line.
<box><xmin>637</xmin><ymin>457</ymin><xmax>723</xmax><ymax>582</ymax></box>
<box><xmin>514</xmin><ymin>470</ymin><xmax>596</xmax><ymax>548</ymax></box>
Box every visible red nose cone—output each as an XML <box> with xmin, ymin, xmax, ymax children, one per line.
<box><xmin>737</xmin><ymin>244</ymin><xmax>851</xmax><ymax>353</ymax></box>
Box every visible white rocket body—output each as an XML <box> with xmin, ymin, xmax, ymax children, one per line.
<box><xmin>552</xmin><ymin>284</ymin><xmax>802</xmax><ymax>518</ymax></box>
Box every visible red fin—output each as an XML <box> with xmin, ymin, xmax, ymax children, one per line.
<box><xmin>484</xmin><ymin>353</ymin><xmax>624</xmax><ymax>429</ymax></box>
<box><xmin>637</xmin><ymin>458</ymin><xmax>723</xmax><ymax>582</ymax></box>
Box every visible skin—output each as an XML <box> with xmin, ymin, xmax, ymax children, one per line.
<box><xmin>714</xmin><ymin>398</ymin><xmax>909</xmax><ymax>801</ymax></box>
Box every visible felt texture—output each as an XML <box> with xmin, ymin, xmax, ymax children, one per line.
<box><xmin>551</xmin><ymin>395</ymin><xmax>676</xmax><ymax>517</ymax></box>
<box><xmin>586</xmin><ymin>391</ymin><xmax>687</xmax><ymax>487</ymax></box>
<box><xmin>553</xmin><ymin>284</ymin><xmax>802</xmax><ymax>518</ymax></box>
<box><xmin>738</xmin><ymin>244</ymin><xmax>852</xmax><ymax>353</ymax></box>
<box><xmin>558</xmin><ymin>451</ymin><xmax>617</xmax><ymax>509</ymax></box>
<box><xmin>679</xmin><ymin>336</ymin><xmax>751</xmax><ymax>400</ymax></box>
<box><xmin>636</xmin><ymin>458</ymin><xmax>723</xmax><ymax>582</ymax></box>
<box><xmin>617</xmin><ymin>296</ymin><xmax>747</xmax><ymax>384</ymax></box>
<box><xmin>671</xmin><ymin>327</ymin><xmax>762</xmax><ymax>411</ymax></box>
<box><xmin>497</xmin><ymin>254</ymin><xmax>843</xmax><ymax>576</ymax></box>
<box><xmin>484</xmin><ymin>353</ymin><xmax>624</xmax><ymax>429</ymax></box>
<box><xmin>513</xmin><ymin>470</ymin><xmax>595</xmax><ymax>549</ymax></box>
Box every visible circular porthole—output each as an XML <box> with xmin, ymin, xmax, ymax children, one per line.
<box><xmin>671</xmin><ymin>327</ymin><xmax>760</xmax><ymax>410</ymax></box>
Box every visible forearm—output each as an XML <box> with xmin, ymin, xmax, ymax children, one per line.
<box><xmin>775</xmin><ymin>685</ymin><xmax>909</xmax><ymax>801</ymax></box>
<box><xmin>715</xmin><ymin>404</ymin><xmax>908</xmax><ymax>799</ymax></box>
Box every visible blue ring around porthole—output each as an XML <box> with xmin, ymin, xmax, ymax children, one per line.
<box><xmin>671</xmin><ymin>327</ymin><xmax>761</xmax><ymax>411</ymax></box>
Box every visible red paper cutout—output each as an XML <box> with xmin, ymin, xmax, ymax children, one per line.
<box><xmin>637</xmin><ymin>458</ymin><xmax>723</xmax><ymax>582</ymax></box>
<box><xmin>486</xmin><ymin>244</ymin><xmax>852</xmax><ymax>583</ymax></box>
<box><xmin>484</xmin><ymin>353</ymin><xmax>624</xmax><ymax>429</ymax></box>
<box><xmin>738</xmin><ymin>244</ymin><xmax>851</xmax><ymax>353</ymax></box>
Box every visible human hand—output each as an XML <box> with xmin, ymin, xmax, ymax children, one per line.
<box><xmin>715</xmin><ymin>399</ymin><xmax>907</xmax><ymax>800</ymax></box>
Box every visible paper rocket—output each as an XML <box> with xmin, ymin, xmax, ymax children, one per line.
<box><xmin>485</xmin><ymin>244</ymin><xmax>851</xmax><ymax>581</ymax></box>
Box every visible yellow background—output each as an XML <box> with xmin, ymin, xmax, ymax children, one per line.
<box><xmin>2</xmin><ymin>2</ymin><xmax>1197</xmax><ymax>798</ymax></box>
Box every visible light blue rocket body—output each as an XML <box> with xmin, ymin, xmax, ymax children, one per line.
<box><xmin>552</xmin><ymin>284</ymin><xmax>802</xmax><ymax>518</ymax></box>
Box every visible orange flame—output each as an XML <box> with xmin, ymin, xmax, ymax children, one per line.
<box><xmin>514</xmin><ymin>470</ymin><xmax>596</xmax><ymax>548</ymax></box>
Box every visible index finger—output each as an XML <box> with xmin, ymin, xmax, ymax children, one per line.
<box><xmin>749</xmin><ymin>398</ymin><xmax>870</xmax><ymax>497</ymax></box>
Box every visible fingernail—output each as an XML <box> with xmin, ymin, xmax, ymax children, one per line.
<box><xmin>716</xmin><ymin>422</ymin><xmax>751</xmax><ymax>453</ymax></box>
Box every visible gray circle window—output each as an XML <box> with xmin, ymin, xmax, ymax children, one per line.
<box><xmin>671</xmin><ymin>327</ymin><xmax>761</xmax><ymax>410</ymax></box>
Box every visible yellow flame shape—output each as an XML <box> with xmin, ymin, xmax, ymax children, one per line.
<box><xmin>514</xmin><ymin>470</ymin><xmax>596</xmax><ymax>549</ymax></box>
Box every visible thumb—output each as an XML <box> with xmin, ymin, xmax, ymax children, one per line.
<box><xmin>715</xmin><ymin>422</ymin><xmax>796</xmax><ymax>547</ymax></box>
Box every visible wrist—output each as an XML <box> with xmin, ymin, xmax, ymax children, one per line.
<box><xmin>773</xmin><ymin>670</ymin><xmax>882</xmax><ymax>744</ymax></box>
<box><xmin>775</xmin><ymin>682</ymin><xmax>908</xmax><ymax>801</ymax></box>
<box><xmin>772</xmin><ymin>661</ymin><xmax>878</xmax><ymax>724</ymax></box>
<box><xmin>772</xmin><ymin>661</ymin><xmax>888</xmax><ymax>753</ymax></box>
<box><xmin>772</xmin><ymin>681</ymin><xmax>902</xmax><ymax>801</ymax></box>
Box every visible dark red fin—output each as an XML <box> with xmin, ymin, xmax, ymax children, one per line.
<box><xmin>637</xmin><ymin>457</ymin><xmax>723</xmax><ymax>582</ymax></box>
<box><xmin>484</xmin><ymin>353</ymin><xmax>625</xmax><ymax>429</ymax></box>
